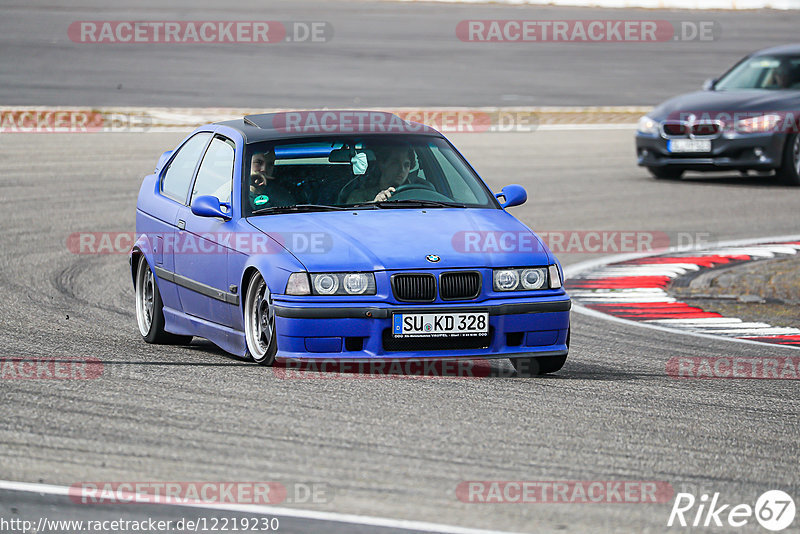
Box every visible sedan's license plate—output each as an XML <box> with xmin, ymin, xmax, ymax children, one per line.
<box><xmin>667</xmin><ymin>139</ymin><xmax>711</xmax><ymax>153</ymax></box>
<box><xmin>392</xmin><ymin>312</ymin><xmax>489</xmax><ymax>338</ymax></box>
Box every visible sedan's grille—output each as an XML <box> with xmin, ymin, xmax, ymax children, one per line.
<box><xmin>392</xmin><ymin>274</ymin><xmax>436</xmax><ymax>302</ymax></box>
<box><xmin>662</xmin><ymin>122</ymin><xmax>687</xmax><ymax>136</ymax></box>
<box><xmin>690</xmin><ymin>122</ymin><xmax>721</xmax><ymax>137</ymax></box>
<box><xmin>440</xmin><ymin>271</ymin><xmax>481</xmax><ymax>300</ymax></box>
<box><xmin>661</xmin><ymin>121</ymin><xmax>722</xmax><ymax>138</ymax></box>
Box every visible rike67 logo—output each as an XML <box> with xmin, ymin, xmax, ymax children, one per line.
<box><xmin>668</xmin><ymin>490</ymin><xmax>795</xmax><ymax>531</ymax></box>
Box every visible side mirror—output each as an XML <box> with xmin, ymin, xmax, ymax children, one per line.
<box><xmin>155</xmin><ymin>150</ymin><xmax>173</xmax><ymax>173</ymax></box>
<box><xmin>191</xmin><ymin>195</ymin><xmax>231</xmax><ymax>220</ymax></box>
<box><xmin>496</xmin><ymin>185</ymin><xmax>527</xmax><ymax>209</ymax></box>
<box><xmin>702</xmin><ymin>78</ymin><xmax>717</xmax><ymax>91</ymax></box>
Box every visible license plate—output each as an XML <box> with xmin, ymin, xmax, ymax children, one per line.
<box><xmin>667</xmin><ymin>139</ymin><xmax>711</xmax><ymax>153</ymax></box>
<box><xmin>392</xmin><ymin>312</ymin><xmax>489</xmax><ymax>338</ymax></box>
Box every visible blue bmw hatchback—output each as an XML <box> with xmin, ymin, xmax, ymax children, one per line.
<box><xmin>131</xmin><ymin>112</ymin><xmax>570</xmax><ymax>375</ymax></box>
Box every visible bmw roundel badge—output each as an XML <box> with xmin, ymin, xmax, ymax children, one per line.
<box><xmin>426</xmin><ymin>254</ymin><xmax>440</xmax><ymax>263</ymax></box>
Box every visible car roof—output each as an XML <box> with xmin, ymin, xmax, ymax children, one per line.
<box><xmin>752</xmin><ymin>43</ymin><xmax>800</xmax><ymax>57</ymax></box>
<box><xmin>215</xmin><ymin>111</ymin><xmax>444</xmax><ymax>144</ymax></box>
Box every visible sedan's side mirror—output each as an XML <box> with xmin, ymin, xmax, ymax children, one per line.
<box><xmin>155</xmin><ymin>150</ymin><xmax>173</xmax><ymax>173</ymax></box>
<box><xmin>702</xmin><ymin>78</ymin><xmax>717</xmax><ymax>91</ymax></box>
<box><xmin>191</xmin><ymin>195</ymin><xmax>231</xmax><ymax>220</ymax></box>
<box><xmin>496</xmin><ymin>185</ymin><xmax>527</xmax><ymax>208</ymax></box>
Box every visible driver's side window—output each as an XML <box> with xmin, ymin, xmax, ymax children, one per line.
<box><xmin>161</xmin><ymin>133</ymin><xmax>212</xmax><ymax>203</ymax></box>
<box><xmin>192</xmin><ymin>136</ymin><xmax>235</xmax><ymax>204</ymax></box>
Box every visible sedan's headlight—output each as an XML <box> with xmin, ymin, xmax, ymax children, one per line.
<box><xmin>286</xmin><ymin>272</ymin><xmax>377</xmax><ymax>296</ymax></box>
<box><xmin>637</xmin><ymin>116</ymin><xmax>659</xmax><ymax>135</ymax></box>
<box><xmin>493</xmin><ymin>266</ymin><xmax>560</xmax><ymax>291</ymax></box>
<box><xmin>735</xmin><ymin>114</ymin><xmax>782</xmax><ymax>134</ymax></box>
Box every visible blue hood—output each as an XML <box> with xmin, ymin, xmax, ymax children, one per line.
<box><xmin>247</xmin><ymin>208</ymin><xmax>553</xmax><ymax>272</ymax></box>
<box><xmin>650</xmin><ymin>89</ymin><xmax>800</xmax><ymax>120</ymax></box>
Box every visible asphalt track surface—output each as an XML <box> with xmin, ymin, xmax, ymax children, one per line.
<box><xmin>1</xmin><ymin>128</ymin><xmax>799</xmax><ymax>533</ymax></box>
<box><xmin>1</xmin><ymin>1</ymin><xmax>800</xmax><ymax>107</ymax></box>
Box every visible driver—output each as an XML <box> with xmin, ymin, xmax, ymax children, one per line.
<box><xmin>344</xmin><ymin>143</ymin><xmax>418</xmax><ymax>203</ymax></box>
<box><xmin>770</xmin><ymin>61</ymin><xmax>800</xmax><ymax>89</ymax></box>
<box><xmin>249</xmin><ymin>149</ymin><xmax>295</xmax><ymax>210</ymax></box>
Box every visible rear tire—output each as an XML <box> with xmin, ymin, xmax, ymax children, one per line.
<box><xmin>135</xmin><ymin>257</ymin><xmax>192</xmax><ymax>345</ymax></box>
<box><xmin>648</xmin><ymin>167</ymin><xmax>683</xmax><ymax>180</ymax></box>
<box><xmin>511</xmin><ymin>329</ymin><xmax>569</xmax><ymax>377</ymax></box>
<box><xmin>776</xmin><ymin>133</ymin><xmax>800</xmax><ymax>185</ymax></box>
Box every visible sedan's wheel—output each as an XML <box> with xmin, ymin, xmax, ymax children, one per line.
<box><xmin>135</xmin><ymin>257</ymin><xmax>192</xmax><ymax>345</ymax></box>
<box><xmin>511</xmin><ymin>328</ymin><xmax>569</xmax><ymax>377</ymax></box>
<box><xmin>648</xmin><ymin>167</ymin><xmax>683</xmax><ymax>180</ymax></box>
<box><xmin>776</xmin><ymin>133</ymin><xmax>800</xmax><ymax>185</ymax></box>
<box><xmin>244</xmin><ymin>272</ymin><xmax>277</xmax><ymax>366</ymax></box>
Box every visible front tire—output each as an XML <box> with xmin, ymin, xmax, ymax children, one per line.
<box><xmin>776</xmin><ymin>133</ymin><xmax>800</xmax><ymax>185</ymax></box>
<box><xmin>511</xmin><ymin>329</ymin><xmax>569</xmax><ymax>377</ymax></box>
<box><xmin>135</xmin><ymin>257</ymin><xmax>192</xmax><ymax>345</ymax></box>
<box><xmin>648</xmin><ymin>167</ymin><xmax>683</xmax><ymax>180</ymax></box>
<box><xmin>244</xmin><ymin>272</ymin><xmax>277</xmax><ymax>366</ymax></box>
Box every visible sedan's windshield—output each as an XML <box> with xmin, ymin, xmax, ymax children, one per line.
<box><xmin>715</xmin><ymin>55</ymin><xmax>800</xmax><ymax>91</ymax></box>
<box><xmin>242</xmin><ymin>135</ymin><xmax>498</xmax><ymax>216</ymax></box>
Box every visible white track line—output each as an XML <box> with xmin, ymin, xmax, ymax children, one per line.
<box><xmin>564</xmin><ymin>234</ymin><xmax>800</xmax><ymax>351</ymax></box>
<box><xmin>0</xmin><ymin>480</ymin><xmax>519</xmax><ymax>534</ymax></box>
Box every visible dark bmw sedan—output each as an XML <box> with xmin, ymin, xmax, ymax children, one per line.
<box><xmin>636</xmin><ymin>44</ymin><xmax>800</xmax><ymax>185</ymax></box>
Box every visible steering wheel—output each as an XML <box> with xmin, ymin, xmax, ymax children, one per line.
<box><xmin>388</xmin><ymin>182</ymin><xmax>453</xmax><ymax>202</ymax></box>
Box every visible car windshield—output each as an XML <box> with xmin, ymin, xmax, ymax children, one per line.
<box><xmin>715</xmin><ymin>55</ymin><xmax>800</xmax><ymax>91</ymax></box>
<box><xmin>242</xmin><ymin>135</ymin><xmax>498</xmax><ymax>216</ymax></box>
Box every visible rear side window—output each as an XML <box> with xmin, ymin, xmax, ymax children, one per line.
<box><xmin>161</xmin><ymin>132</ymin><xmax>212</xmax><ymax>203</ymax></box>
<box><xmin>192</xmin><ymin>136</ymin><xmax>235</xmax><ymax>204</ymax></box>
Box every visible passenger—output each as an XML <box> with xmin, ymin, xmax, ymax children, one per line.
<box><xmin>248</xmin><ymin>150</ymin><xmax>295</xmax><ymax>210</ymax></box>
<box><xmin>344</xmin><ymin>144</ymin><xmax>418</xmax><ymax>203</ymax></box>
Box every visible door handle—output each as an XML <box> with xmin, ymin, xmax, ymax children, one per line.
<box><xmin>177</xmin><ymin>219</ymin><xmax>185</xmax><ymax>230</ymax></box>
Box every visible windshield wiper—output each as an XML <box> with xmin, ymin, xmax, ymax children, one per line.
<box><xmin>251</xmin><ymin>204</ymin><xmax>348</xmax><ymax>215</ymax></box>
<box><xmin>361</xmin><ymin>199</ymin><xmax>468</xmax><ymax>209</ymax></box>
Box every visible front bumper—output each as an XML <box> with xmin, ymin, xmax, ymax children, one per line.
<box><xmin>271</xmin><ymin>296</ymin><xmax>570</xmax><ymax>360</ymax></box>
<box><xmin>636</xmin><ymin>131</ymin><xmax>787</xmax><ymax>171</ymax></box>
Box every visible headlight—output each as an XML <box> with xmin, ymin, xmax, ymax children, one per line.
<box><xmin>313</xmin><ymin>274</ymin><xmax>339</xmax><ymax>295</ymax></box>
<box><xmin>294</xmin><ymin>272</ymin><xmax>377</xmax><ymax>296</ymax></box>
<box><xmin>343</xmin><ymin>273</ymin><xmax>370</xmax><ymax>295</ymax></box>
<box><xmin>493</xmin><ymin>270</ymin><xmax>519</xmax><ymax>291</ymax></box>
<box><xmin>736</xmin><ymin>114</ymin><xmax>782</xmax><ymax>134</ymax></box>
<box><xmin>520</xmin><ymin>268</ymin><xmax>546</xmax><ymax>290</ymax></box>
<box><xmin>637</xmin><ymin>116</ymin><xmax>659</xmax><ymax>135</ymax></box>
<box><xmin>493</xmin><ymin>265</ymin><xmax>560</xmax><ymax>291</ymax></box>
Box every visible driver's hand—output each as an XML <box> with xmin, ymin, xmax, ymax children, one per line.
<box><xmin>373</xmin><ymin>187</ymin><xmax>395</xmax><ymax>202</ymax></box>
